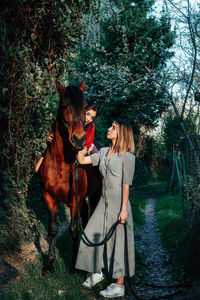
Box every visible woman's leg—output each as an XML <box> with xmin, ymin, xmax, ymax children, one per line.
<box><xmin>35</xmin><ymin>156</ymin><xmax>44</xmax><ymax>173</ymax></box>
<box><xmin>99</xmin><ymin>276</ymin><xmax>125</xmax><ymax>297</ymax></box>
<box><xmin>116</xmin><ymin>276</ymin><xmax>124</xmax><ymax>286</ymax></box>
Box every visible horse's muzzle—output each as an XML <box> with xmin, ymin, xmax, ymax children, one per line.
<box><xmin>71</xmin><ymin>134</ymin><xmax>86</xmax><ymax>150</ymax></box>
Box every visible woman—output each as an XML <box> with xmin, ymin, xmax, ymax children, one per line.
<box><xmin>34</xmin><ymin>104</ymin><xmax>98</xmax><ymax>173</ymax></box>
<box><xmin>76</xmin><ymin>120</ymin><xmax>135</xmax><ymax>298</ymax></box>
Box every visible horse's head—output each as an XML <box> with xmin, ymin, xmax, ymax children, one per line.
<box><xmin>56</xmin><ymin>81</ymin><xmax>86</xmax><ymax>151</ymax></box>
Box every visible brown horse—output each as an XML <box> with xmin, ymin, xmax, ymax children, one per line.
<box><xmin>39</xmin><ymin>82</ymin><xmax>100</xmax><ymax>274</ymax></box>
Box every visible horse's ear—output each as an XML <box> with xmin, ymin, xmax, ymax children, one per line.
<box><xmin>79</xmin><ymin>81</ymin><xmax>86</xmax><ymax>93</ymax></box>
<box><xmin>56</xmin><ymin>81</ymin><xmax>65</xmax><ymax>98</ymax></box>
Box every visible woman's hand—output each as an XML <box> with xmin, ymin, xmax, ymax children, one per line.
<box><xmin>46</xmin><ymin>133</ymin><xmax>54</xmax><ymax>143</ymax></box>
<box><xmin>119</xmin><ymin>184</ymin><xmax>129</xmax><ymax>224</ymax></box>
<box><xmin>77</xmin><ymin>149</ymin><xmax>92</xmax><ymax>165</ymax></box>
<box><xmin>118</xmin><ymin>208</ymin><xmax>128</xmax><ymax>224</ymax></box>
<box><xmin>87</xmin><ymin>144</ymin><xmax>94</xmax><ymax>155</ymax></box>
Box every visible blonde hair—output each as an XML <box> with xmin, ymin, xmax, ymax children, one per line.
<box><xmin>113</xmin><ymin>120</ymin><xmax>135</xmax><ymax>155</ymax></box>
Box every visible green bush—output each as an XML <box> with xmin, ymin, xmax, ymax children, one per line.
<box><xmin>156</xmin><ymin>193</ymin><xmax>184</xmax><ymax>279</ymax></box>
<box><xmin>156</xmin><ymin>192</ymin><xmax>200</xmax><ymax>280</ymax></box>
<box><xmin>133</xmin><ymin>157</ymin><xmax>151</xmax><ymax>186</ymax></box>
<box><xmin>0</xmin><ymin>0</ymin><xmax>90</xmax><ymax>254</ymax></box>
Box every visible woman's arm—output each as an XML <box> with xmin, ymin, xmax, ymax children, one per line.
<box><xmin>118</xmin><ymin>184</ymin><xmax>129</xmax><ymax>224</ymax></box>
<box><xmin>77</xmin><ymin>149</ymin><xmax>92</xmax><ymax>165</ymax></box>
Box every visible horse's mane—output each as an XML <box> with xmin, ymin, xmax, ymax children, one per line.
<box><xmin>64</xmin><ymin>86</ymin><xmax>84</xmax><ymax>112</ymax></box>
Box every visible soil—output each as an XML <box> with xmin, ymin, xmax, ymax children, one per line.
<box><xmin>127</xmin><ymin>196</ymin><xmax>178</xmax><ymax>299</ymax></box>
<box><xmin>0</xmin><ymin>220</ymin><xmax>69</xmax><ymax>299</ymax></box>
<box><xmin>1</xmin><ymin>191</ymin><xmax>199</xmax><ymax>300</ymax></box>
<box><xmin>126</xmin><ymin>191</ymin><xmax>200</xmax><ymax>300</ymax></box>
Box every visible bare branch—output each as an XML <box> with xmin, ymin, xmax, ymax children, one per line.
<box><xmin>138</xmin><ymin>58</ymin><xmax>200</xmax><ymax>172</ymax></box>
<box><xmin>166</xmin><ymin>0</ymin><xmax>188</xmax><ymax>19</ymax></box>
<box><xmin>180</xmin><ymin>0</ymin><xmax>197</xmax><ymax>119</ymax></box>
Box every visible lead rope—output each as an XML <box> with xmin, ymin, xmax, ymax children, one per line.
<box><xmin>74</xmin><ymin>159</ymin><xmax>181</xmax><ymax>300</ymax></box>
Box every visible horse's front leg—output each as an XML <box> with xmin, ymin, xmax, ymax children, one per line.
<box><xmin>69</xmin><ymin>195</ymin><xmax>88</xmax><ymax>272</ymax></box>
<box><xmin>42</xmin><ymin>191</ymin><xmax>58</xmax><ymax>275</ymax></box>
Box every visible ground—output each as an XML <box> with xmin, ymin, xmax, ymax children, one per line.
<box><xmin>127</xmin><ymin>191</ymin><xmax>180</xmax><ymax>299</ymax></box>
<box><xmin>0</xmin><ymin>189</ymin><xmax>200</xmax><ymax>299</ymax></box>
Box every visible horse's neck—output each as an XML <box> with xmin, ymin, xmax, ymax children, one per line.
<box><xmin>49</xmin><ymin>120</ymin><xmax>75</xmax><ymax>163</ymax></box>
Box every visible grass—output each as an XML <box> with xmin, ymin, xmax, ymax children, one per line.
<box><xmin>2</xmin><ymin>192</ymin><xmax>147</xmax><ymax>300</ymax></box>
<box><xmin>156</xmin><ymin>192</ymin><xmax>185</xmax><ymax>280</ymax></box>
<box><xmin>129</xmin><ymin>192</ymin><xmax>146</xmax><ymax>229</ymax></box>
<box><xmin>2</xmin><ymin>232</ymin><xmax>94</xmax><ymax>300</ymax></box>
<box><xmin>2</xmin><ymin>229</ymin><xmax>117</xmax><ymax>300</ymax></box>
<box><xmin>6</xmin><ymin>182</ymin><xmax>188</xmax><ymax>298</ymax></box>
<box><xmin>5</xmin><ymin>179</ymin><xmax>199</xmax><ymax>298</ymax></box>
<box><xmin>134</xmin><ymin>181</ymin><xmax>168</xmax><ymax>192</ymax></box>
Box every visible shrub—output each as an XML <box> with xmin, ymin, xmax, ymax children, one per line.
<box><xmin>133</xmin><ymin>157</ymin><xmax>151</xmax><ymax>186</ymax></box>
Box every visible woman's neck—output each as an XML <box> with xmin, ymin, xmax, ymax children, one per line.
<box><xmin>110</xmin><ymin>141</ymin><xmax>116</xmax><ymax>152</ymax></box>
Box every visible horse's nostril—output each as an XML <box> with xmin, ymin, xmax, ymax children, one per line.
<box><xmin>80</xmin><ymin>135</ymin><xmax>86</xmax><ymax>145</ymax></box>
<box><xmin>71</xmin><ymin>134</ymin><xmax>86</xmax><ymax>146</ymax></box>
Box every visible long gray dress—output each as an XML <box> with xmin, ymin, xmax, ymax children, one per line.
<box><xmin>75</xmin><ymin>147</ymin><xmax>135</xmax><ymax>279</ymax></box>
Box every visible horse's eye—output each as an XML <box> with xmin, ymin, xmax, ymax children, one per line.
<box><xmin>60</xmin><ymin>103</ymin><xmax>69</xmax><ymax>110</ymax></box>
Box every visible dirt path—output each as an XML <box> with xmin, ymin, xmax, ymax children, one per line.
<box><xmin>126</xmin><ymin>194</ymin><xmax>181</xmax><ymax>300</ymax></box>
<box><xmin>1</xmin><ymin>192</ymin><xmax>199</xmax><ymax>299</ymax></box>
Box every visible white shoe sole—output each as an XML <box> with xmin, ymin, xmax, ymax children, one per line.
<box><xmin>99</xmin><ymin>292</ymin><xmax>124</xmax><ymax>298</ymax></box>
<box><xmin>83</xmin><ymin>276</ymin><xmax>104</xmax><ymax>288</ymax></box>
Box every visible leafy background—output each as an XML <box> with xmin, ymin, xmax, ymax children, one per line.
<box><xmin>0</xmin><ymin>0</ymin><xmax>198</xmax><ymax>260</ymax></box>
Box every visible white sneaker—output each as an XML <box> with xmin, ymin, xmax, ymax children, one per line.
<box><xmin>99</xmin><ymin>283</ymin><xmax>125</xmax><ymax>298</ymax></box>
<box><xmin>83</xmin><ymin>272</ymin><xmax>104</xmax><ymax>288</ymax></box>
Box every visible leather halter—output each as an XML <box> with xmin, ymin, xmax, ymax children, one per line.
<box><xmin>61</xmin><ymin>115</ymin><xmax>85</xmax><ymax>130</ymax></box>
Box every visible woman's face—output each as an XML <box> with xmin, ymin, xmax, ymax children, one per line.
<box><xmin>107</xmin><ymin>122</ymin><xmax>118</xmax><ymax>141</ymax></box>
<box><xmin>85</xmin><ymin>109</ymin><xmax>97</xmax><ymax>125</ymax></box>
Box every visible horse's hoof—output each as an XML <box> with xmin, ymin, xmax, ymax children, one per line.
<box><xmin>42</xmin><ymin>264</ymin><xmax>55</xmax><ymax>275</ymax></box>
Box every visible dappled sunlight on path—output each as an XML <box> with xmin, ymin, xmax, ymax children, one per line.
<box><xmin>127</xmin><ymin>197</ymin><xmax>180</xmax><ymax>299</ymax></box>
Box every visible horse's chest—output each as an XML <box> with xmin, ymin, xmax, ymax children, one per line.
<box><xmin>42</xmin><ymin>164</ymin><xmax>87</xmax><ymax>203</ymax></box>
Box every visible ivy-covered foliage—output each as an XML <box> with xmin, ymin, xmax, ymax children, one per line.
<box><xmin>0</xmin><ymin>0</ymin><xmax>175</xmax><ymax>252</ymax></box>
<box><xmin>0</xmin><ymin>0</ymin><xmax>91</xmax><ymax>252</ymax></box>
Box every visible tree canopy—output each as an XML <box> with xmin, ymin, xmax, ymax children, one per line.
<box><xmin>74</xmin><ymin>0</ymin><xmax>175</xmax><ymax>143</ymax></box>
<box><xmin>0</xmin><ymin>0</ymin><xmax>175</xmax><ymax>251</ymax></box>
